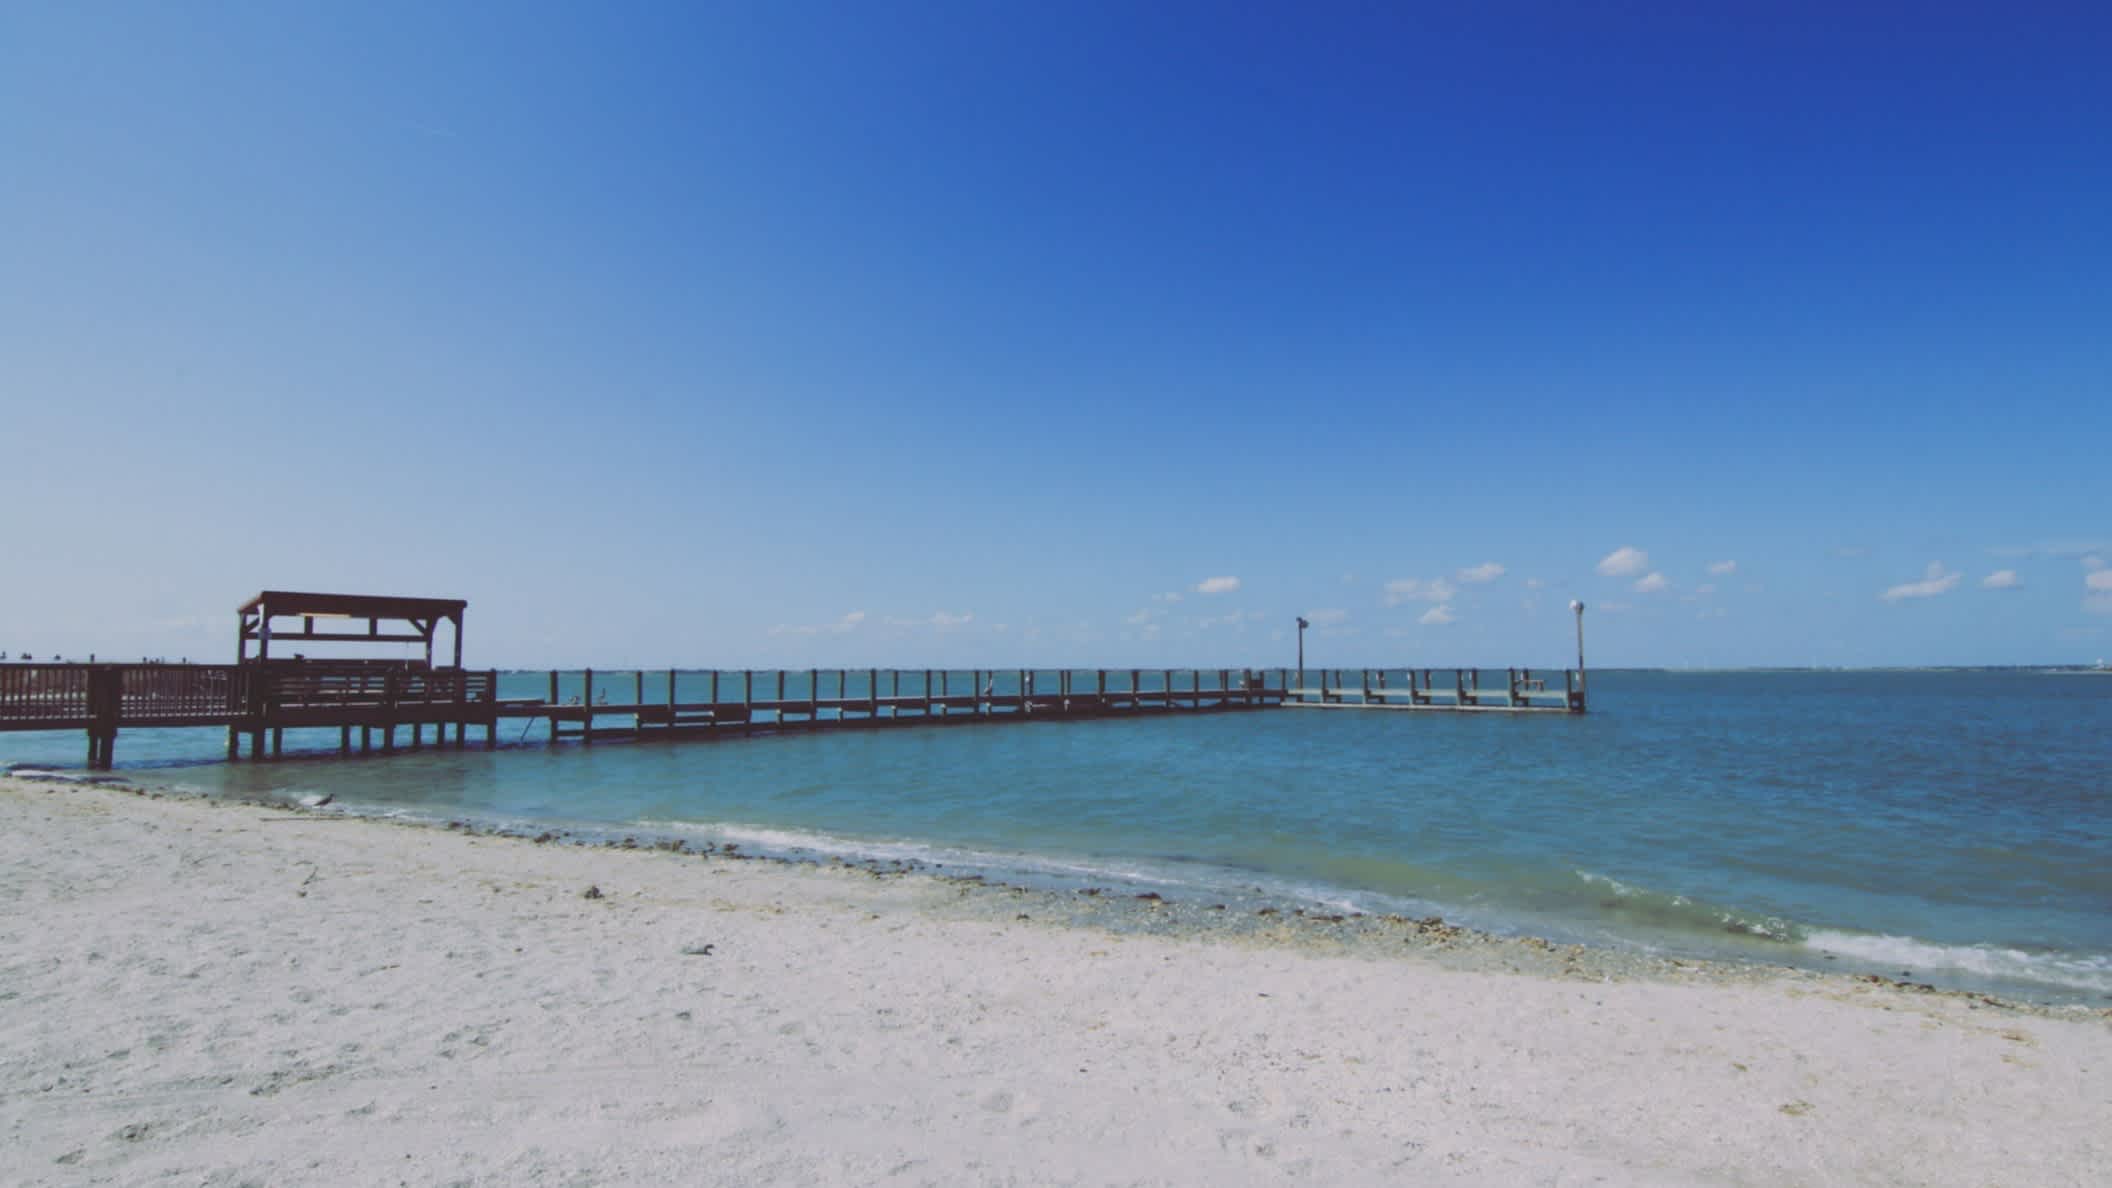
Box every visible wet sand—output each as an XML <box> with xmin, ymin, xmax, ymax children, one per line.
<box><xmin>3</xmin><ymin>775</ymin><xmax>2107</xmax><ymax>1186</ymax></box>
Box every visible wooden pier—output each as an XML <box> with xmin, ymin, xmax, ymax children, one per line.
<box><xmin>0</xmin><ymin>591</ymin><xmax>1585</xmax><ymax>769</ymax></box>
<box><xmin>1284</xmin><ymin>667</ymin><xmax>1583</xmax><ymax>712</ymax></box>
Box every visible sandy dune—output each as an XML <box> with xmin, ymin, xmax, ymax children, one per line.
<box><xmin>2</xmin><ymin>777</ymin><xmax>2106</xmax><ymax>1186</ymax></box>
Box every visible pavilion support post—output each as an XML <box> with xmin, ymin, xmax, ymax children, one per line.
<box><xmin>548</xmin><ymin>671</ymin><xmax>560</xmax><ymax>743</ymax></box>
<box><xmin>582</xmin><ymin>668</ymin><xmax>594</xmax><ymax>744</ymax></box>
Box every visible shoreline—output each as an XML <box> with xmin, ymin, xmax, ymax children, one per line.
<box><xmin>4</xmin><ymin>775</ymin><xmax>2108</xmax><ymax>1185</ymax></box>
<box><xmin>9</xmin><ymin>761</ymin><xmax>2106</xmax><ymax>1011</ymax></box>
<box><xmin>8</xmin><ymin>764</ymin><xmax>2109</xmax><ymax>1012</ymax></box>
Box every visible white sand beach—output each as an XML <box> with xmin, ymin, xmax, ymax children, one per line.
<box><xmin>3</xmin><ymin>776</ymin><xmax>2106</xmax><ymax>1186</ymax></box>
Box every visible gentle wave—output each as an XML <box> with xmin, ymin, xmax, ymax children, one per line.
<box><xmin>1570</xmin><ymin>869</ymin><xmax>1805</xmax><ymax>942</ymax></box>
<box><xmin>634</xmin><ymin>818</ymin><xmax>1399</xmax><ymax>915</ymax></box>
<box><xmin>1803</xmin><ymin>930</ymin><xmax>2112</xmax><ymax>995</ymax></box>
<box><xmin>507</xmin><ymin>814</ymin><xmax>2112</xmax><ymax>997</ymax></box>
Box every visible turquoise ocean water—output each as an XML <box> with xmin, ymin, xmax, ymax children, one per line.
<box><xmin>8</xmin><ymin>670</ymin><xmax>2109</xmax><ymax>1004</ymax></box>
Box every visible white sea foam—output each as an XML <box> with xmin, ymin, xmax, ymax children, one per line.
<box><xmin>1804</xmin><ymin>930</ymin><xmax>2112</xmax><ymax>995</ymax></box>
<box><xmin>633</xmin><ymin>818</ymin><xmax>1406</xmax><ymax>916</ymax></box>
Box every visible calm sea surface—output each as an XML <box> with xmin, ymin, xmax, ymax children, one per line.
<box><xmin>9</xmin><ymin>670</ymin><xmax>2109</xmax><ymax>1003</ymax></box>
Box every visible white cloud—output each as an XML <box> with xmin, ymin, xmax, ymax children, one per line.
<box><xmin>767</xmin><ymin>610</ymin><xmax>867</xmax><ymax>637</ymax></box>
<box><xmin>1418</xmin><ymin>604</ymin><xmax>1456</xmax><ymax>626</ymax></box>
<box><xmin>1596</xmin><ymin>546</ymin><xmax>1650</xmax><ymax>577</ymax></box>
<box><xmin>1382</xmin><ymin>577</ymin><xmax>1456</xmax><ymax>606</ymax></box>
<box><xmin>1457</xmin><ymin>561</ymin><xmax>1506</xmax><ymax>584</ymax></box>
<box><xmin>1524</xmin><ymin>577</ymin><xmax>1544</xmax><ymax>590</ymax></box>
<box><xmin>1881</xmin><ymin>563</ymin><xmax>1961</xmax><ymax>602</ymax></box>
<box><xmin>1124</xmin><ymin>608</ymin><xmax>1162</xmax><ymax>626</ymax></box>
<box><xmin>1694</xmin><ymin>583</ymin><xmax>1717</xmax><ymax>595</ymax></box>
<box><xmin>1304</xmin><ymin>608</ymin><xmax>1350</xmax><ymax>627</ymax></box>
<box><xmin>2087</xmin><ymin>571</ymin><xmax>2112</xmax><ymax>615</ymax></box>
<box><xmin>2078</xmin><ymin>555</ymin><xmax>2112</xmax><ymax>609</ymax></box>
<box><xmin>1194</xmin><ymin>576</ymin><xmax>1241</xmax><ymax>595</ymax></box>
<box><xmin>1152</xmin><ymin>591</ymin><xmax>1184</xmax><ymax>603</ymax></box>
<box><xmin>1633</xmin><ymin>572</ymin><xmax>1669</xmax><ymax>594</ymax></box>
<box><xmin>1981</xmin><ymin>570</ymin><xmax>2023</xmax><ymax>590</ymax></box>
<box><xmin>1706</xmin><ymin>560</ymin><xmax>1738</xmax><ymax>576</ymax></box>
<box><xmin>882</xmin><ymin>611</ymin><xmax>973</xmax><ymax>630</ymax></box>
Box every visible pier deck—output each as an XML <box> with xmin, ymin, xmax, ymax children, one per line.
<box><xmin>1</xmin><ymin>663</ymin><xmax>1582</xmax><ymax>768</ymax></box>
<box><xmin>0</xmin><ymin>584</ymin><xmax>1582</xmax><ymax>769</ymax></box>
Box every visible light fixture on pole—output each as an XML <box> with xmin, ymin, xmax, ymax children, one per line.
<box><xmin>1569</xmin><ymin>600</ymin><xmax>1587</xmax><ymax>699</ymax></box>
<box><xmin>1296</xmin><ymin>616</ymin><xmax>1309</xmax><ymax>678</ymax></box>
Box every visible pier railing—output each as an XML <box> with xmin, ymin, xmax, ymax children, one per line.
<box><xmin>1285</xmin><ymin>667</ymin><xmax>1584</xmax><ymax>712</ymax></box>
<box><xmin>0</xmin><ymin>664</ymin><xmax>93</xmax><ymax>723</ymax></box>
<box><xmin>121</xmin><ymin>664</ymin><xmax>249</xmax><ymax>722</ymax></box>
<box><xmin>0</xmin><ymin>661</ymin><xmax>500</xmax><ymax>768</ymax></box>
<box><xmin>521</xmin><ymin>666</ymin><xmax>1292</xmax><ymax>744</ymax></box>
<box><xmin>258</xmin><ymin>665</ymin><xmax>494</xmax><ymax>712</ymax></box>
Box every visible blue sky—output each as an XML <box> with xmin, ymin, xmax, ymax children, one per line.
<box><xmin>3</xmin><ymin>3</ymin><xmax>2108</xmax><ymax>668</ymax></box>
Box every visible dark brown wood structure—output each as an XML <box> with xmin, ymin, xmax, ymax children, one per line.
<box><xmin>238</xmin><ymin>591</ymin><xmax>465</xmax><ymax>668</ymax></box>
<box><xmin>0</xmin><ymin>592</ymin><xmax>1585</xmax><ymax>770</ymax></box>
<box><xmin>227</xmin><ymin>591</ymin><xmax>490</xmax><ymax>762</ymax></box>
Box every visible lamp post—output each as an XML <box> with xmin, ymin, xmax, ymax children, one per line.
<box><xmin>1569</xmin><ymin>600</ymin><xmax>1587</xmax><ymax>702</ymax></box>
<box><xmin>1296</xmin><ymin>616</ymin><xmax>1309</xmax><ymax>682</ymax></box>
